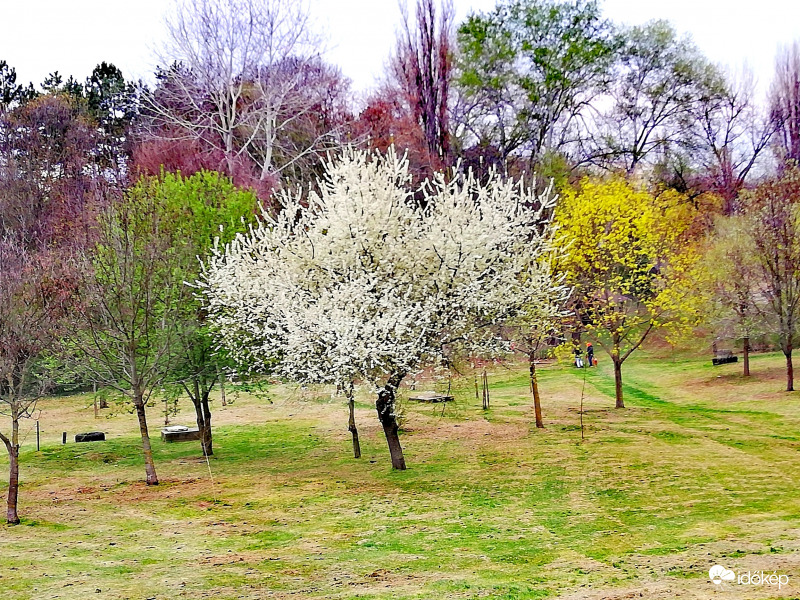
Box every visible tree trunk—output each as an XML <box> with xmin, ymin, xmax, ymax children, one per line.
<box><xmin>482</xmin><ymin>369</ymin><xmax>490</xmax><ymax>410</ymax></box>
<box><xmin>743</xmin><ymin>336</ymin><xmax>750</xmax><ymax>377</ymax></box>
<box><xmin>785</xmin><ymin>348</ymin><xmax>794</xmax><ymax>392</ymax></box>
<box><xmin>134</xmin><ymin>395</ymin><xmax>158</xmax><ymax>485</ymax></box>
<box><xmin>530</xmin><ymin>353</ymin><xmax>544</xmax><ymax>428</ymax></box>
<box><xmin>217</xmin><ymin>364</ymin><xmax>227</xmax><ymax>407</ymax></box>
<box><xmin>347</xmin><ymin>385</ymin><xmax>361</xmax><ymax>459</ymax></box>
<box><xmin>190</xmin><ymin>380</ymin><xmax>214</xmax><ymax>457</ymax></box>
<box><xmin>3</xmin><ymin>423</ymin><xmax>19</xmax><ymax>525</ymax></box>
<box><xmin>376</xmin><ymin>372</ymin><xmax>406</xmax><ymax>470</ymax></box>
<box><xmin>95</xmin><ymin>383</ymin><xmax>108</xmax><ymax>409</ymax></box>
<box><xmin>200</xmin><ymin>394</ymin><xmax>213</xmax><ymax>457</ymax></box>
<box><xmin>191</xmin><ymin>400</ymin><xmax>214</xmax><ymax>458</ymax></box>
<box><xmin>7</xmin><ymin>447</ymin><xmax>19</xmax><ymax>524</ymax></box>
<box><xmin>613</xmin><ymin>358</ymin><xmax>624</xmax><ymax>409</ymax></box>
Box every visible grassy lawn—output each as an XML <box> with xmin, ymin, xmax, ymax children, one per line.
<box><xmin>2</xmin><ymin>350</ymin><xmax>800</xmax><ymax>599</ymax></box>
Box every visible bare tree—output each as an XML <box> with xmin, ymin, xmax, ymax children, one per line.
<box><xmin>689</xmin><ymin>69</ymin><xmax>775</xmax><ymax>214</ymax></box>
<box><xmin>580</xmin><ymin>21</ymin><xmax>718</xmax><ymax>174</ymax></box>
<box><xmin>146</xmin><ymin>0</ymin><xmax>336</xmax><ymax>186</ymax></box>
<box><xmin>741</xmin><ymin>168</ymin><xmax>800</xmax><ymax>391</ymax></box>
<box><xmin>0</xmin><ymin>89</ymin><xmax>110</xmax><ymax>523</ymax></box>
<box><xmin>391</xmin><ymin>0</ymin><xmax>454</xmax><ymax>170</ymax></box>
<box><xmin>0</xmin><ymin>244</ymin><xmax>67</xmax><ymax>523</ymax></box>
<box><xmin>770</xmin><ymin>41</ymin><xmax>800</xmax><ymax>167</ymax></box>
<box><xmin>258</xmin><ymin>56</ymin><xmax>353</xmax><ymax>188</ymax></box>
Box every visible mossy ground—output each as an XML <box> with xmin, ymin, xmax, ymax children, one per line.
<box><xmin>2</xmin><ymin>350</ymin><xmax>800</xmax><ymax>599</ymax></box>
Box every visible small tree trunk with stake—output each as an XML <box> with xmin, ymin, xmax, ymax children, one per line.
<box><xmin>217</xmin><ymin>364</ymin><xmax>227</xmax><ymax>406</ymax></box>
<box><xmin>579</xmin><ymin>366</ymin><xmax>586</xmax><ymax>442</ymax></box>
<box><xmin>347</xmin><ymin>382</ymin><xmax>361</xmax><ymax>459</ymax></box>
<box><xmin>95</xmin><ymin>383</ymin><xmax>107</xmax><ymax>409</ymax></box>
<box><xmin>199</xmin><ymin>394</ymin><xmax>213</xmax><ymax>457</ymax></box>
<box><xmin>1</xmin><ymin>410</ymin><xmax>21</xmax><ymax>524</ymax></box>
<box><xmin>613</xmin><ymin>358</ymin><xmax>624</xmax><ymax>409</ymax></box>
<box><xmin>133</xmin><ymin>390</ymin><xmax>159</xmax><ymax>486</ymax></box>
<box><xmin>529</xmin><ymin>351</ymin><xmax>544</xmax><ymax>428</ymax></box>
<box><xmin>6</xmin><ymin>442</ymin><xmax>19</xmax><ymax>524</ymax></box>
<box><xmin>482</xmin><ymin>369</ymin><xmax>490</xmax><ymax>410</ymax></box>
<box><xmin>92</xmin><ymin>381</ymin><xmax>108</xmax><ymax>408</ymax></box>
<box><xmin>612</xmin><ymin>332</ymin><xmax>625</xmax><ymax>408</ymax></box>
<box><xmin>188</xmin><ymin>379</ymin><xmax>214</xmax><ymax>457</ymax></box>
<box><xmin>743</xmin><ymin>335</ymin><xmax>750</xmax><ymax>377</ymax></box>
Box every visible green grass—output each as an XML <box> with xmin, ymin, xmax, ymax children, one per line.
<box><xmin>2</xmin><ymin>351</ymin><xmax>800</xmax><ymax>599</ymax></box>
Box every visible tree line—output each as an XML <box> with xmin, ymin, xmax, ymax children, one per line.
<box><xmin>2</xmin><ymin>0</ymin><xmax>800</xmax><ymax>524</ymax></box>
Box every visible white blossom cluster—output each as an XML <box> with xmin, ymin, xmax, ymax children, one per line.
<box><xmin>199</xmin><ymin>148</ymin><xmax>566</xmax><ymax>390</ymax></box>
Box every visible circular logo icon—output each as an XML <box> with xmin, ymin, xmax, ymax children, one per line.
<box><xmin>709</xmin><ymin>565</ymin><xmax>736</xmax><ymax>585</ymax></box>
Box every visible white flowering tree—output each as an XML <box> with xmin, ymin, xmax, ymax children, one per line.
<box><xmin>200</xmin><ymin>149</ymin><xmax>564</xmax><ymax>469</ymax></box>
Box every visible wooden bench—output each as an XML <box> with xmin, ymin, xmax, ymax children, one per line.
<box><xmin>712</xmin><ymin>350</ymin><xmax>739</xmax><ymax>366</ymax></box>
<box><xmin>408</xmin><ymin>391</ymin><xmax>454</xmax><ymax>403</ymax></box>
<box><xmin>161</xmin><ymin>426</ymin><xmax>201</xmax><ymax>443</ymax></box>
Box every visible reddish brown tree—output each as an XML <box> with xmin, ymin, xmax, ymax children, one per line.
<box><xmin>0</xmin><ymin>94</ymin><xmax>98</xmax><ymax>247</ymax></box>
<box><xmin>353</xmin><ymin>91</ymin><xmax>434</xmax><ymax>184</ymax></box>
<box><xmin>0</xmin><ymin>86</ymin><xmax>124</xmax><ymax>522</ymax></box>
<box><xmin>130</xmin><ymin>132</ymin><xmax>277</xmax><ymax>201</ymax></box>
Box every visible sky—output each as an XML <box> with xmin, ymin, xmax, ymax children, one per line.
<box><xmin>1</xmin><ymin>0</ymin><xmax>798</xmax><ymax>102</ymax></box>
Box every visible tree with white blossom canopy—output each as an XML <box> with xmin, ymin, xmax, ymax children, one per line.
<box><xmin>200</xmin><ymin>148</ymin><xmax>565</xmax><ymax>469</ymax></box>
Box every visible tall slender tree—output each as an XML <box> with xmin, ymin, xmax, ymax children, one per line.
<box><xmin>70</xmin><ymin>183</ymin><xmax>192</xmax><ymax>485</ymax></box>
<box><xmin>770</xmin><ymin>41</ymin><xmax>800</xmax><ymax>167</ymax></box>
<box><xmin>704</xmin><ymin>215</ymin><xmax>765</xmax><ymax>376</ymax></box>
<box><xmin>0</xmin><ymin>244</ymin><xmax>70</xmax><ymax>523</ymax></box>
<box><xmin>391</xmin><ymin>0</ymin><xmax>454</xmax><ymax>171</ymax></box>
<box><xmin>740</xmin><ymin>168</ymin><xmax>800</xmax><ymax>391</ymax></box>
<box><xmin>157</xmin><ymin>171</ymin><xmax>258</xmax><ymax>457</ymax></box>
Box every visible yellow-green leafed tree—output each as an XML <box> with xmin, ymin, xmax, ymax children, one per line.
<box><xmin>555</xmin><ymin>178</ymin><xmax>703</xmax><ymax>408</ymax></box>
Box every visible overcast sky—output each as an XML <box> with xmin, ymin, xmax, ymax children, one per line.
<box><xmin>1</xmin><ymin>0</ymin><xmax>798</xmax><ymax>102</ymax></box>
